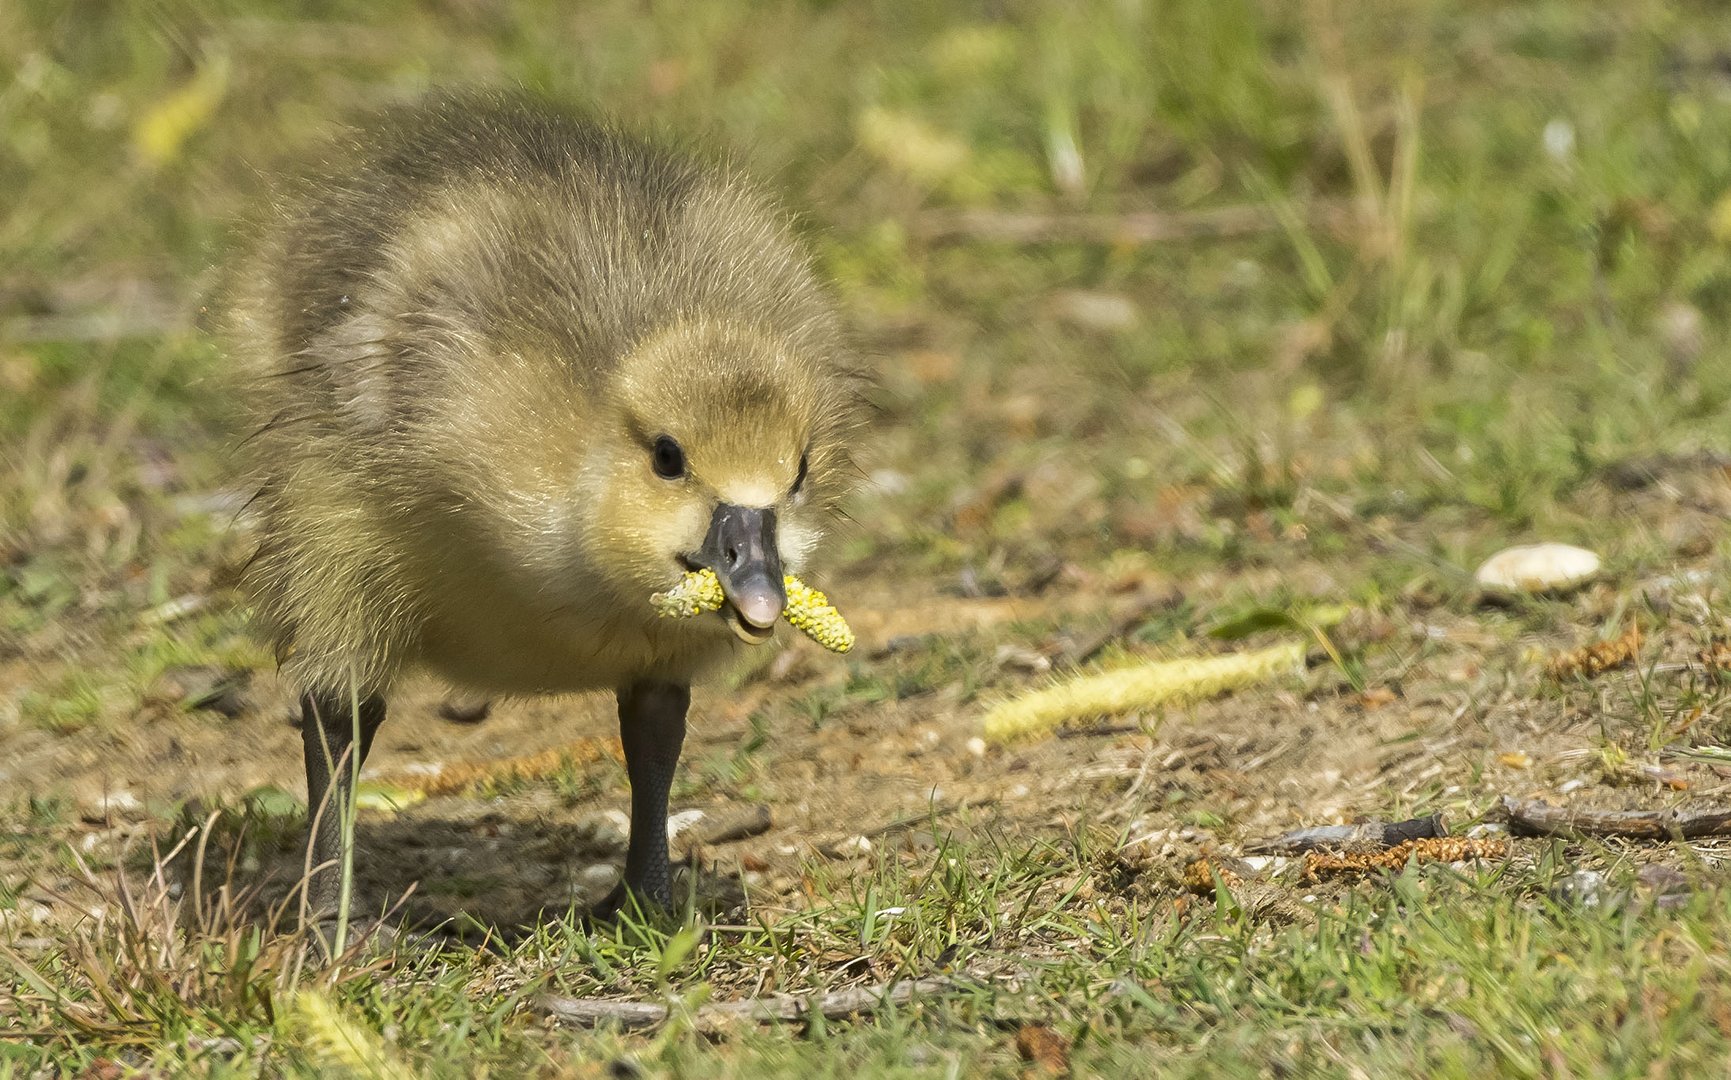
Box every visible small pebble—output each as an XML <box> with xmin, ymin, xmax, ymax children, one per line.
<box><xmin>825</xmin><ymin>835</ymin><xmax>873</xmax><ymax>858</ymax></box>
<box><xmin>79</xmin><ymin>790</ymin><xmax>142</xmax><ymax>822</ymax></box>
<box><xmin>1551</xmin><ymin>869</ymin><xmax>1608</xmax><ymax>909</ymax></box>
<box><xmin>1636</xmin><ymin>864</ymin><xmax>1691</xmax><ymax>908</ymax></box>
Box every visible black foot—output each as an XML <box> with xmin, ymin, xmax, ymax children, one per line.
<box><xmin>301</xmin><ymin>914</ymin><xmax>411</xmax><ymax>963</ymax></box>
<box><xmin>587</xmin><ymin>867</ymin><xmax>689</xmax><ymax>925</ymax></box>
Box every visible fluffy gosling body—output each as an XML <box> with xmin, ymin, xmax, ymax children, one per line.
<box><xmin>228</xmin><ymin>91</ymin><xmax>870</xmax><ymax>917</ymax></box>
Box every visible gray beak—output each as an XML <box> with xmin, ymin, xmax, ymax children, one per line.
<box><xmin>694</xmin><ymin>503</ymin><xmax>785</xmax><ymax>644</ymax></box>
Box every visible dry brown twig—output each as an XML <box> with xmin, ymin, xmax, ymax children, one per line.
<box><xmin>1502</xmin><ymin>796</ymin><xmax>1731</xmax><ymax>839</ymax></box>
<box><xmin>1183</xmin><ymin>816</ymin><xmax>1474</xmax><ymax>892</ymax></box>
<box><xmin>1251</xmin><ymin>814</ymin><xmax>1448</xmax><ymax>854</ymax></box>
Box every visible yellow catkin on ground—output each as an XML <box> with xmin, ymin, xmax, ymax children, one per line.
<box><xmin>286</xmin><ymin>991</ymin><xmax>420</xmax><ymax>1080</ymax></box>
<box><xmin>371</xmin><ymin>738</ymin><xmax>617</xmax><ymax>799</ymax></box>
<box><xmin>651</xmin><ymin>569</ymin><xmax>854</xmax><ymax>653</ymax></box>
<box><xmin>981</xmin><ymin>640</ymin><xmax>1306</xmax><ymax>744</ymax></box>
<box><xmin>1302</xmin><ymin>837</ymin><xmax>1511</xmax><ymax>879</ymax></box>
<box><xmin>1547</xmin><ymin>622</ymin><xmax>1641</xmax><ymax>680</ymax></box>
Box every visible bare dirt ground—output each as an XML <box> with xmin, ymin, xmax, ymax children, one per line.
<box><xmin>13</xmin><ymin>463</ymin><xmax>1731</xmax><ymax>941</ymax></box>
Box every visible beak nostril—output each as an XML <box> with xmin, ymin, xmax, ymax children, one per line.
<box><xmin>725</xmin><ymin>545</ymin><xmax>740</xmax><ymax>567</ymax></box>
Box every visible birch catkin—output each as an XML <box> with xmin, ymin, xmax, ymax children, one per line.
<box><xmin>981</xmin><ymin>640</ymin><xmax>1305</xmax><ymax>743</ymax></box>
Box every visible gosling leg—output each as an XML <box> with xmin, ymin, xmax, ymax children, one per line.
<box><xmin>300</xmin><ymin>689</ymin><xmax>387</xmax><ymax>919</ymax></box>
<box><xmin>597</xmin><ymin>680</ymin><xmax>690</xmax><ymax>916</ymax></box>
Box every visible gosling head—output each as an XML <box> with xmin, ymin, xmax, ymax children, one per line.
<box><xmin>585</xmin><ymin>317</ymin><xmax>861</xmax><ymax>644</ymax></box>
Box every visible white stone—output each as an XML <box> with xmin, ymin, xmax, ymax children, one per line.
<box><xmin>834</xmin><ymin>835</ymin><xmax>873</xmax><ymax>857</ymax></box>
<box><xmin>99</xmin><ymin>790</ymin><xmax>141</xmax><ymax>815</ymax></box>
<box><xmin>575</xmin><ymin>809</ymin><xmax>630</xmax><ymax>852</ymax></box>
<box><xmin>1475</xmin><ymin>543</ymin><xmax>1601</xmax><ymax>595</ymax></box>
<box><xmin>665</xmin><ymin>809</ymin><xmax>706</xmax><ymax>842</ymax></box>
<box><xmin>574</xmin><ymin>863</ymin><xmax>619</xmax><ymax>901</ymax></box>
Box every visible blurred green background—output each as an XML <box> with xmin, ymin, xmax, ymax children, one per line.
<box><xmin>10</xmin><ymin>0</ymin><xmax>1731</xmax><ymax>565</ymax></box>
<box><xmin>10</xmin><ymin>1</ymin><xmax>1731</xmax><ymax>585</ymax></box>
<box><xmin>10</xmin><ymin>0</ymin><xmax>1731</xmax><ymax>722</ymax></box>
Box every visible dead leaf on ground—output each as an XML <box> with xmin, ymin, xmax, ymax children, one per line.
<box><xmin>1015</xmin><ymin>1024</ymin><xmax>1072</xmax><ymax>1078</ymax></box>
<box><xmin>1355</xmin><ymin>686</ymin><xmax>1398</xmax><ymax>711</ymax></box>
<box><xmin>1182</xmin><ymin>858</ymin><xmax>1244</xmax><ymax>894</ymax></box>
<box><xmin>1696</xmin><ymin>639</ymin><xmax>1731</xmax><ymax>679</ymax></box>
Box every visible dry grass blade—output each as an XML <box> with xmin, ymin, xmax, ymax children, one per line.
<box><xmin>0</xmin><ymin>817</ymin><xmax>382</xmax><ymax>1054</ymax></box>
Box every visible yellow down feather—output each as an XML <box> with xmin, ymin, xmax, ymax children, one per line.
<box><xmin>981</xmin><ymin>640</ymin><xmax>1306</xmax><ymax>743</ymax></box>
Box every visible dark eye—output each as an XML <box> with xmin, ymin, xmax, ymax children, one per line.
<box><xmin>652</xmin><ymin>435</ymin><xmax>686</xmax><ymax>479</ymax></box>
<box><xmin>792</xmin><ymin>451</ymin><xmax>809</xmax><ymax>495</ymax></box>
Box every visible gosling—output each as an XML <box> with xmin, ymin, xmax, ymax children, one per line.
<box><xmin>227</xmin><ymin>91</ymin><xmax>871</xmax><ymax>919</ymax></box>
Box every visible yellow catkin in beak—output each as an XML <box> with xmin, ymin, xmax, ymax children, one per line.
<box><xmin>651</xmin><ymin>569</ymin><xmax>726</xmax><ymax>618</ymax></box>
<box><xmin>652</xmin><ymin>569</ymin><xmax>854</xmax><ymax>653</ymax></box>
<box><xmin>980</xmin><ymin>640</ymin><xmax>1305</xmax><ymax>744</ymax></box>
<box><xmin>782</xmin><ymin>575</ymin><xmax>854</xmax><ymax>653</ymax></box>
